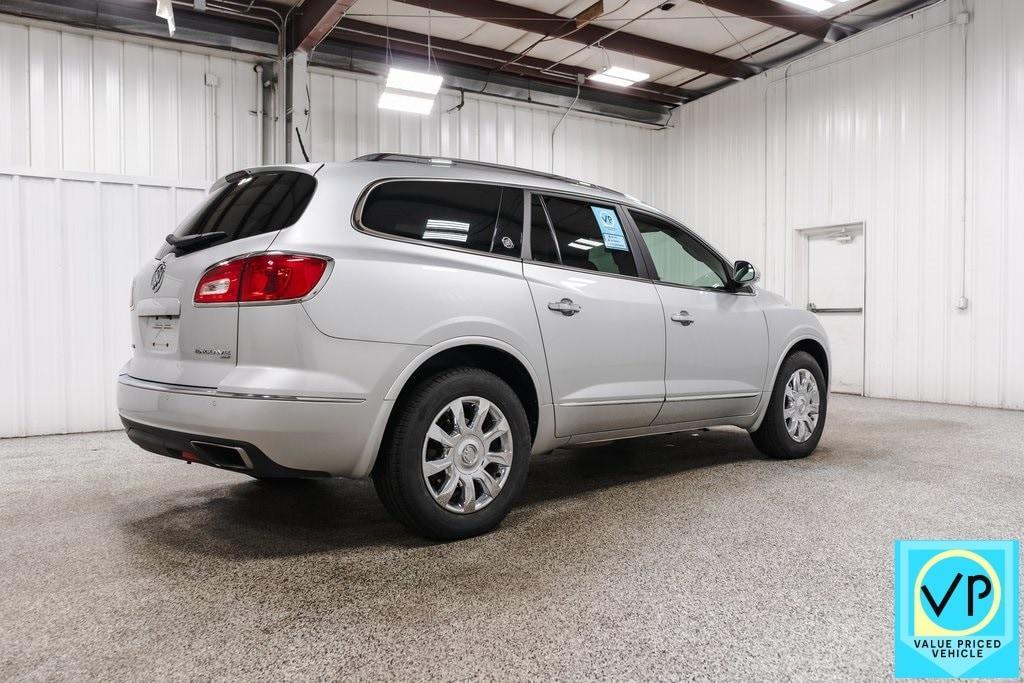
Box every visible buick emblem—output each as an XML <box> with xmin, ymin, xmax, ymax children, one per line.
<box><xmin>501</xmin><ymin>236</ymin><xmax>515</xmax><ymax>250</ymax></box>
<box><xmin>150</xmin><ymin>262</ymin><xmax>166</xmax><ymax>293</ymax></box>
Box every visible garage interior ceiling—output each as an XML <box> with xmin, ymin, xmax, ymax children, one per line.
<box><xmin>3</xmin><ymin>0</ymin><xmax>941</xmax><ymax>119</ymax></box>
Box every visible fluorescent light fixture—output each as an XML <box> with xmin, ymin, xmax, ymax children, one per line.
<box><xmin>378</xmin><ymin>91</ymin><xmax>435</xmax><ymax>115</ymax></box>
<box><xmin>385</xmin><ymin>67</ymin><xmax>443</xmax><ymax>96</ymax></box>
<box><xmin>589</xmin><ymin>65</ymin><xmax>650</xmax><ymax>87</ymax></box>
<box><xmin>778</xmin><ymin>0</ymin><xmax>834</xmax><ymax>12</ymax></box>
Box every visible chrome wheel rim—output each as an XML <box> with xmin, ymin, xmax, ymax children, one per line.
<box><xmin>422</xmin><ymin>396</ymin><xmax>513</xmax><ymax>514</ymax></box>
<box><xmin>784</xmin><ymin>369</ymin><xmax>820</xmax><ymax>443</ymax></box>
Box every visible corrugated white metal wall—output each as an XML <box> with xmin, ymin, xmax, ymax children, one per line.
<box><xmin>4</xmin><ymin>0</ymin><xmax>1019</xmax><ymax>437</ymax></box>
<box><xmin>306</xmin><ymin>68</ymin><xmax>656</xmax><ymax>201</ymax></box>
<box><xmin>650</xmin><ymin>0</ymin><xmax>1024</xmax><ymax>410</ymax></box>
<box><xmin>0</xmin><ymin>171</ymin><xmax>206</xmax><ymax>436</ymax></box>
<box><xmin>0</xmin><ymin>17</ymin><xmax>260</xmax><ymax>436</ymax></box>
<box><xmin>0</xmin><ymin>18</ymin><xmax>260</xmax><ymax>181</ymax></box>
<box><xmin>0</xmin><ymin>17</ymin><xmax>661</xmax><ymax>437</ymax></box>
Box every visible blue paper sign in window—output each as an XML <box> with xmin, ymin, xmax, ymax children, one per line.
<box><xmin>590</xmin><ymin>206</ymin><xmax>628</xmax><ymax>251</ymax></box>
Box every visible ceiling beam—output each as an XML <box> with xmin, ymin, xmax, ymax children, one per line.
<box><xmin>698</xmin><ymin>0</ymin><xmax>854</xmax><ymax>42</ymax></box>
<box><xmin>393</xmin><ymin>0</ymin><xmax>759</xmax><ymax>79</ymax></box>
<box><xmin>333</xmin><ymin>19</ymin><xmax>695</xmax><ymax>105</ymax></box>
<box><xmin>291</xmin><ymin>0</ymin><xmax>359</xmax><ymax>53</ymax></box>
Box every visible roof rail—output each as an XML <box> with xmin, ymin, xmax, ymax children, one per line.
<box><xmin>352</xmin><ymin>153</ymin><xmax>624</xmax><ymax>198</ymax></box>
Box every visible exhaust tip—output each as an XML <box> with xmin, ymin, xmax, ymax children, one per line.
<box><xmin>188</xmin><ymin>441</ymin><xmax>253</xmax><ymax>470</ymax></box>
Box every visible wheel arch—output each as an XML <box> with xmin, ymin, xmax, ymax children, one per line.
<box><xmin>751</xmin><ymin>334</ymin><xmax>831</xmax><ymax>431</ymax></box>
<box><xmin>383</xmin><ymin>338</ymin><xmax>544</xmax><ymax>445</ymax></box>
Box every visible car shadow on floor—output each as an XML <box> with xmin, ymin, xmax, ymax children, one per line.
<box><xmin>121</xmin><ymin>428</ymin><xmax>760</xmax><ymax>560</ymax></box>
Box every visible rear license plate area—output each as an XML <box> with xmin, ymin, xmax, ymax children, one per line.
<box><xmin>141</xmin><ymin>315</ymin><xmax>180</xmax><ymax>354</ymax></box>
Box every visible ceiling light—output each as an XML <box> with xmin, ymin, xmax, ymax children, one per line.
<box><xmin>778</xmin><ymin>0</ymin><xmax>835</xmax><ymax>12</ymax></box>
<box><xmin>378</xmin><ymin>91</ymin><xmax>436</xmax><ymax>115</ymax></box>
<box><xmin>385</xmin><ymin>67</ymin><xmax>443</xmax><ymax>96</ymax></box>
<box><xmin>589</xmin><ymin>65</ymin><xmax>650</xmax><ymax>87</ymax></box>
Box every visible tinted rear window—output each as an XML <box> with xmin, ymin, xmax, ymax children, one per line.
<box><xmin>360</xmin><ymin>181</ymin><xmax>523</xmax><ymax>256</ymax></box>
<box><xmin>158</xmin><ymin>171</ymin><xmax>316</xmax><ymax>257</ymax></box>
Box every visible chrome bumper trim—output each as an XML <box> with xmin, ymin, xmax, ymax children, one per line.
<box><xmin>118</xmin><ymin>374</ymin><xmax>366</xmax><ymax>404</ymax></box>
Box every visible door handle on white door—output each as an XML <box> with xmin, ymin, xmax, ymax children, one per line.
<box><xmin>548</xmin><ymin>298</ymin><xmax>582</xmax><ymax>316</ymax></box>
<box><xmin>670</xmin><ymin>311</ymin><xmax>695</xmax><ymax>326</ymax></box>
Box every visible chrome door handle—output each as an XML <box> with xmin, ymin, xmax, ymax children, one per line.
<box><xmin>670</xmin><ymin>310</ymin><xmax>695</xmax><ymax>326</ymax></box>
<box><xmin>548</xmin><ymin>298</ymin><xmax>582</xmax><ymax>316</ymax></box>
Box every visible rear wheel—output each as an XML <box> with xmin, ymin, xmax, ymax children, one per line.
<box><xmin>373</xmin><ymin>368</ymin><xmax>531</xmax><ymax>541</ymax></box>
<box><xmin>750</xmin><ymin>350</ymin><xmax>827</xmax><ymax>459</ymax></box>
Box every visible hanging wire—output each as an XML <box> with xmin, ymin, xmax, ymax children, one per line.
<box><xmin>385</xmin><ymin>0</ymin><xmax>392</xmax><ymax>67</ymax></box>
<box><xmin>698</xmin><ymin>0</ymin><xmax>754</xmax><ymax>63</ymax></box>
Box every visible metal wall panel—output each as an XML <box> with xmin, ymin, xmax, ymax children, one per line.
<box><xmin>0</xmin><ymin>171</ymin><xmax>207</xmax><ymax>437</ymax></box>
<box><xmin>0</xmin><ymin>17</ymin><xmax>259</xmax><ymax>184</ymax></box>
<box><xmin>0</xmin><ymin>17</ymin><xmax>256</xmax><ymax>436</ymax></box>
<box><xmin>306</xmin><ymin>68</ymin><xmax>657</xmax><ymax>202</ymax></box>
<box><xmin>650</xmin><ymin>0</ymin><xmax>1024</xmax><ymax>410</ymax></box>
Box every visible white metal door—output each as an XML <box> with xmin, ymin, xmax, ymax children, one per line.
<box><xmin>806</xmin><ymin>227</ymin><xmax>865</xmax><ymax>394</ymax></box>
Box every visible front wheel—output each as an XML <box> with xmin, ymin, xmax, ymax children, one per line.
<box><xmin>750</xmin><ymin>350</ymin><xmax>827</xmax><ymax>459</ymax></box>
<box><xmin>372</xmin><ymin>368</ymin><xmax>531</xmax><ymax>541</ymax></box>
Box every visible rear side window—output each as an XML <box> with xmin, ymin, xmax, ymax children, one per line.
<box><xmin>159</xmin><ymin>171</ymin><xmax>316</xmax><ymax>258</ymax></box>
<box><xmin>360</xmin><ymin>181</ymin><xmax>524</xmax><ymax>256</ymax></box>
<box><xmin>530</xmin><ymin>195</ymin><xmax>638</xmax><ymax>278</ymax></box>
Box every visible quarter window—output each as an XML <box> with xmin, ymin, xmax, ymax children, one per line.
<box><xmin>530</xmin><ymin>195</ymin><xmax>638</xmax><ymax>278</ymax></box>
<box><xmin>630</xmin><ymin>211</ymin><xmax>729</xmax><ymax>289</ymax></box>
<box><xmin>360</xmin><ymin>181</ymin><xmax>523</xmax><ymax>256</ymax></box>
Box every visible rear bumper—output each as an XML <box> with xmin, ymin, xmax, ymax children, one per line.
<box><xmin>117</xmin><ymin>374</ymin><xmax>388</xmax><ymax>477</ymax></box>
<box><xmin>122</xmin><ymin>418</ymin><xmax>329</xmax><ymax>478</ymax></box>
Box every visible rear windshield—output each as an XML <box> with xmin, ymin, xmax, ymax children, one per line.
<box><xmin>158</xmin><ymin>171</ymin><xmax>316</xmax><ymax>257</ymax></box>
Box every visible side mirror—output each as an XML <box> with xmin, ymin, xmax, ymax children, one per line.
<box><xmin>732</xmin><ymin>260</ymin><xmax>760</xmax><ymax>286</ymax></box>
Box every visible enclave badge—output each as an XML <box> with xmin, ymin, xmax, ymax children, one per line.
<box><xmin>150</xmin><ymin>262</ymin><xmax>166</xmax><ymax>293</ymax></box>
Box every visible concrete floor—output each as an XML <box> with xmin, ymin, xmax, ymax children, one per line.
<box><xmin>1</xmin><ymin>395</ymin><xmax>1021</xmax><ymax>680</ymax></box>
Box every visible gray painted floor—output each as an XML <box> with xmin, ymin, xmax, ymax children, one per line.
<box><xmin>1</xmin><ymin>395</ymin><xmax>1021</xmax><ymax>680</ymax></box>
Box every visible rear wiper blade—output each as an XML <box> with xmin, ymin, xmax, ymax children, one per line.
<box><xmin>165</xmin><ymin>231</ymin><xmax>227</xmax><ymax>254</ymax></box>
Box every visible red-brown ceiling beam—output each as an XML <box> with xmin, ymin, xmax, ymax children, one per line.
<box><xmin>291</xmin><ymin>0</ymin><xmax>359</xmax><ymax>53</ymax></box>
<box><xmin>393</xmin><ymin>0</ymin><xmax>759</xmax><ymax>79</ymax></box>
<box><xmin>333</xmin><ymin>19</ymin><xmax>695</xmax><ymax>105</ymax></box>
<box><xmin>698</xmin><ymin>0</ymin><xmax>852</xmax><ymax>42</ymax></box>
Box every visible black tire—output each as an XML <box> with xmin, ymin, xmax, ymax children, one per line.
<box><xmin>372</xmin><ymin>368</ymin><xmax>531</xmax><ymax>541</ymax></box>
<box><xmin>750</xmin><ymin>350</ymin><xmax>827</xmax><ymax>459</ymax></box>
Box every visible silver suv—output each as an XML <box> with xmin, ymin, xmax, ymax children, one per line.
<box><xmin>118</xmin><ymin>154</ymin><xmax>829</xmax><ymax>539</ymax></box>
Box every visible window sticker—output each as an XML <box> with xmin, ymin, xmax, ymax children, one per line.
<box><xmin>590</xmin><ymin>206</ymin><xmax>629</xmax><ymax>251</ymax></box>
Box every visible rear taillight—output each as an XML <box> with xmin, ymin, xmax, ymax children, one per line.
<box><xmin>194</xmin><ymin>253</ymin><xmax>328</xmax><ymax>305</ymax></box>
<box><xmin>194</xmin><ymin>259</ymin><xmax>245</xmax><ymax>304</ymax></box>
